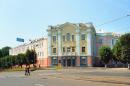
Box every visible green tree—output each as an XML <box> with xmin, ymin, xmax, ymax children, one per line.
<box><xmin>10</xmin><ymin>55</ymin><xmax>17</xmax><ymax>67</ymax></box>
<box><xmin>31</xmin><ymin>50</ymin><xmax>37</xmax><ymax>66</ymax></box>
<box><xmin>99</xmin><ymin>46</ymin><xmax>113</xmax><ymax>68</ymax></box>
<box><xmin>17</xmin><ymin>53</ymin><xmax>26</xmax><ymax>68</ymax></box>
<box><xmin>112</xmin><ymin>41</ymin><xmax>122</xmax><ymax>62</ymax></box>
<box><xmin>26</xmin><ymin>49</ymin><xmax>37</xmax><ymax>66</ymax></box>
<box><xmin>0</xmin><ymin>49</ymin><xmax>2</xmax><ymax>58</ymax></box>
<box><xmin>120</xmin><ymin>33</ymin><xmax>130</xmax><ymax>69</ymax></box>
<box><xmin>1</xmin><ymin>46</ymin><xmax>11</xmax><ymax>57</ymax></box>
<box><xmin>26</xmin><ymin>49</ymin><xmax>31</xmax><ymax>65</ymax></box>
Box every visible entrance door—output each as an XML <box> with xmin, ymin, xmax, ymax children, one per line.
<box><xmin>67</xmin><ymin>59</ymin><xmax>71</xmax><ymax>66</ymax></box>
<box><xmin>62</xmin><ymin>59</ymin><xmax>66</xmax><ymax>66</ymax></box>
<box><xmin>61</xmin><ymin>57</ymin><xmax>76</xmax><ymax>67</ymax></box>
<box><xmin>72</xmin><ymin>59</ymin><xmax>76</xmax><ymax>66</ymax></box>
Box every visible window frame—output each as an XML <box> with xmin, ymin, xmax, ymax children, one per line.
<box><xmin>81</xmin><ymin>34</ymin><xmax>86</xmax><ymax>40</ymax></box>
<box><xmin>82</xmin><ymin>47</ymin><xmax>85</xmax><ymax>53</ymax></box>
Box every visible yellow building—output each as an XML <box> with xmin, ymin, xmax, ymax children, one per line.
<box><xmin>47</xmin><ymin>22</ymin><xmax>96</xmax><ymax>67</ymax></box>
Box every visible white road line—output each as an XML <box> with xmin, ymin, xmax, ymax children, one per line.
<box><xmin>34</xmin><ymin>84</ymin><xmax>44</xmax><ymax>86</ymax></box>
<box><xmin>39</xmin><ymin>73</ymin><xmax>62</xmax><ymax>76</ymax></box>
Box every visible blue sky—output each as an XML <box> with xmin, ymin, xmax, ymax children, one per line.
<box><xmin>0</xmin><ymin>0</ymin><xmax>130</xmax><ymax>48</ymax></box>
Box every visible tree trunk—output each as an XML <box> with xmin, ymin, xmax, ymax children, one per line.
<box><xmin>105</xmin><ymin>64</ymin><xmax>107</xmax><ymax>68</ymax></box>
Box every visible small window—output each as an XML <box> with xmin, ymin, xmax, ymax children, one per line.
<box><xmin>82</xmin><ymin>47</ymin><xmax>85</xmax><ymax>52</ymax></box>
<box><xmin>112</xmin><ymin>39</ymin><xmax>114</xmax><ymax>45</ymax></box>
<box><xmin>52</xmin><ymin>36</ymin><xmax>56</xmax><ymax>42</ymax></box>
<box><xmin>53</xmin><ymin>48</ymin><xmax>56</xmax><ymax>53</ymax></box>
<box><xmin>42</xmin><ymin>52</ymin><xmax>44</xmax><ymax>56</ymax></box>
<box><xmin>99</xmin><ymin>39</ymin><xmax>102</xmax><ymax>44</ymax></box>
<box><xmin>81</xmin><ymin>34</ymin><xmax>85</xmax><ymax>40</ymax></box>
<box><xmin>72</xmin><ymin>47</ymin><xmax>75</xmax><ymax>52</ymax></box>
<box><xmin>63</xmin><ymin>35</ymin><xmax>65</xmax><ymax>41</ymax></box>
<box><xmin>52</xmin><ymin>57</ymin><xmax>58</xmax><ymax>65</ymax></box>
<box><xmin>63</xmin><ymin>47</ymin><xmax>65</xmax><ymax>52</ymax></box>
<box><xmin>80</xmin><ymin>57</ymin><xmax>86</xmax><ymax>65</ymax></box>
<box><xmin>72</xmin><ymin>35</ymin><xmax>75</xmax><ymax>41</ymax></box>
<box><xmin>66</xmin><ymin>33</ymin><xmax>70</xmax><ymax>41</ymax></box>
<box><xmin>67</xmin><ymin>47</ymin><xmax>71</xmax><ymax>52</ymax></box>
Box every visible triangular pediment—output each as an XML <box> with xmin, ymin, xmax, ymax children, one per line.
<box><xmin>58</xmin><ymin>22</ymin><xmax>76</xmax><ymax>30</ymax></box>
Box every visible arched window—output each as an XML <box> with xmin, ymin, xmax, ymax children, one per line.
<box><xmin>66</xmin><ymin>33</ymin><xmax>70</xmax><ymax>41</ymax></box>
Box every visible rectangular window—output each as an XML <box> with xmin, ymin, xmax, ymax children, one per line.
<box><xmin>99</xmin><ymin>39</ymin><xmax>102</xmax><ymax>44</ymax></box>
<box><xmin>53</xmin><ymin>59</ymin><xmax>58</xmax><ymax>65</ymax></box>
<box><xmin>72</xmin><ymin>47</ymin><xmax>75</xmax><ymax>52</ymax></box>
<box><xmin>52</xmin><ymin>36</ymin><xmax>56</xmax><ymax>42</ymax></box>
<box><xmin>53</xmin><ymin>48</ymin><xmax>56</xmax><ymax>53</ymax></box>
<box><xmin>52</xmin><ymin>57</ymin><xmax>58</xmax><ymax>65</ymax></box>
<box><xmin>112</xmin><ymin>39</ymin><xmax>114</xmax><ymax>45</ymax></box>
<box><xmin>72</xmin><ymin>35</ymin><xmax>75</xmax><ymax>41</ymax></box>
<box><xmin>63</xmin><ymin>35</ymin><xmax>65</xmax><ymax>41</ymax></box>
<box><xmin>80</xmin><ymin>57</ymin><xmax>86</xmax><ymax>66</ymax></box>
<box><xmin>63</xmin><ymin>47</ymin><xmax>65</xmax><ymax>52</ymax></box>
<box><xmin>67</xmin><ymin>47</ymin><xmax>71</xmax><ymax>52</ymax></box>
<box><xmin>81</xmin><ymin>34</ymin><xmax>85</xmax><ymax>40</ymax></box>
<box><xmin>42</xmin><ymin>52</ymin><xmax>44</xmax><ymax>56</ymax></box>
<box><xmin>67</xmin><ymin>33</ymin><xmax>70</xmax><ymax>41</ymax></box>
<box><xmin>82</xmin><ymin>47</ymin><xmax>85</xmax><ymax>52</ymax></box>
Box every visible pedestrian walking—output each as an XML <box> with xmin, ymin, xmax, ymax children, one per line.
<box><xmin>25</xmin><ymin>66</ymin><xmax>28</xmax><ymax>76</ymax></box>
<box><xmin>27</xmin><ymin>66</ymin><xmax>30</xmax><ymax>76</ymax></box>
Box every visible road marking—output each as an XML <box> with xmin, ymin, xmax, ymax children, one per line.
<box><xmin>38</xmin><ymin>73</ymin><xmax>62</xmax><ymax>76</ymax></box>
<box><xmin>34</xmin><ymin>84</ymin><xmax>44</xmax><ymax>86</ymax></box>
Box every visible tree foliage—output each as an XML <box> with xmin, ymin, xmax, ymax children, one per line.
<box><xmin>26</xmin><ymin>49</ymin><xmax>37</xmax><ymax>65</ymax></box>
<box><xmin>0</xmin><ymin>48</ymin><xmax>37</xmax><ymax>69</ymax></box>
<box><xmin>1</xmin><ymin>46</ymin><xmax>11</xmax><ymax>57</ymax></box>
<box><xmin>112</xmin><ymin>41</ymin><xmax>122</xmax><ymax>62</ymax></box>
<box><xmin>99</xmin><ymin>46</ymin><xmax>113</xmax><ymax>67</ymax></box>
<box><xmin>119</xmin><ymin>33</ymin><xmax>130</xmax><ymax>64</ymax></box>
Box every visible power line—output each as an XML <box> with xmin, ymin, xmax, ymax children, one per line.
<box><xmin>96</xmin><ymin>15</ymin><xmax>130</xmax><ymax>27</ymax></box>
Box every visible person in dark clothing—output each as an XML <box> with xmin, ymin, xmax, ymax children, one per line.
<box><xmin>25</xmin><ymin>67</ymin><xmax>28</xmax><ymax>76</ymax></box>
<box><xmin>27</xmin><ymin>66</ymin><xmax>30</xmax><ymax>76</ymax></box>
<box><xmin>25</xmin><ymin>65</ymin><xmax>30</xmax><ymax>76</ymax></box>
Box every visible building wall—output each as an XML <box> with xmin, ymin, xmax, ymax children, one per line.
<box><xmin>96</xmin><ymin>33</ymin><xmax>119</xmax><ymax>57</ymax></box>
<box><xmin>47</xmin><ymin>22</ymin><xmax>96</xmax><ymax>67</ymax></box>
<box><xmin>10</xmin><ymin>22</ymin><xmax>120</xmax><ymax>67</ymax></box>
<box><xmin>9</xmin><ymin>38</ymin><xmax>49</xmax><ymax>67</ymax></box>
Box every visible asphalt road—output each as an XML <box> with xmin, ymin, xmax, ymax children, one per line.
<box><xmin>0</xmin><ymin>68</ymin><xmax>130</xmax><ymax>86</ymax></box>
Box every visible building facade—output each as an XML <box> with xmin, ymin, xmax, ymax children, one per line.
<box><xmin>96</xmin><ymin>32</ymin><xmax>119</xmax><ymax>57</ymax></box>
<box><xmin>47</xmin><ymin>22</ymin><xmax>97</xmax><ymax>67</ymax></box>
<box><xmin>10</xmin><ymin>22</ymin><xmax>120</xmax><ymax>67</ymax></box>
<box><xmin>9</xmin><ymin>37</ymin><xmax>49</xmax><ymax>67</ymax></box>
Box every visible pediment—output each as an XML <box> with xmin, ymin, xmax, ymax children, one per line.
<box><xmin>58</xmin><ymin>22</ymin><xmax>77</xmax><ymax>30</ymax></box>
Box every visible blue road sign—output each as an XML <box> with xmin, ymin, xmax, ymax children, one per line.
<box><xmin>16</xmin><ymin>37</ymin><xmax>24</xmax><ymax>42</ymax></box>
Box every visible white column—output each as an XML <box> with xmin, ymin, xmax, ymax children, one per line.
<box><xmin>48</xmin><ymin>31</ymin><xmax>52</xmax><ymax>56</ymax></box>
<box><xmin>87</xmin><ymin>31</ymin><xmax>92</xmax><ymax>56</ymax></box>
<box><xmin>58</xmin><ymin>30</ymin><xmax>61</xmax><ymax>56</ymax></box>
<box><xmin>76</xmin><ymin>24</ymin><xmax>80</xmax><ymax>56</ymax></box>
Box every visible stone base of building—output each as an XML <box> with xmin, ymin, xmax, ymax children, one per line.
<box><xmin>49</xmin><ymin>56</ymin><xmax>93</xmax><ymax>67</ymax></box>
<box><xmin>87</xmin><ymin>56</ymin><xmax>92</xmax><ymax>67</ymax></box>
<box><xmin>37</xmin><ymin>56</ymin><xmax>93</xmax><ymax>67</ymax></box>
<box><xmin>37</xmin><ymin>57</ymin><xmax>51</xmax><ymax>68</ymax></box>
